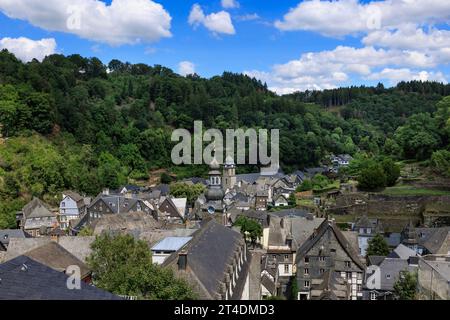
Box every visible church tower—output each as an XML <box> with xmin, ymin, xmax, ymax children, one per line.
<box><xmin>222</xmin><ymin>155</ymin><xmax>236</xmax><ymax>190</ymax></box>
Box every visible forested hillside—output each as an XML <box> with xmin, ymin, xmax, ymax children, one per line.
<box><xmin>1</xmin><ymin>49</ymin><xmax>450</xmax><ymax>227</ymax></box>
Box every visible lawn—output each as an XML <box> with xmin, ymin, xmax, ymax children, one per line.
<box><xmin>382</xmin><ymin>185</ymin><xmax>450</xmax><ymax>196</ymax></box>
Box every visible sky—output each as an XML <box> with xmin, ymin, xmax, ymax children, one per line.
<box><xmin>0</xmin><ymin>0</ymin><xmax>450</xmax><ymax>94</ymax></box>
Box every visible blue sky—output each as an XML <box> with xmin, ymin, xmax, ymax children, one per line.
<box><xmin>0</xmin><ymin>0</ymin><xmax>450</xmax><ymax>94</ymax></box>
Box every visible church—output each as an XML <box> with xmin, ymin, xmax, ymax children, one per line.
<box><xmin>199</xmin><ymin>155</ymin><xmax>236</xmax><ymax>216</ymax></box>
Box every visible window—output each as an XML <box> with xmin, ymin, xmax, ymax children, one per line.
<box><xmin>319</xmin><ymin>256</ymin><xmax>326</xmax><ymax>262</ymax></box>
<box><xmin>304</xmin><ymin>268</ymin><xmax>309</xmax><ymax>275</ymax></box>
<box><xmin>370</xmin><ymin>292</ymin><xmax>377</xmax><ymax>301</ymax></box>
<box><xmin>284</xmin><ymin>265</ymin><xmax>289</xmax><ymax>273</ymax></box>
<box><xmin>61</xmin><ymin>202</ymin><xmax>65</xmax><ymax>207</ymax></box>
<box><xmin>345</xmin><ymin>261</ymin><xmax>351</xmax><ymax>268</ymax></box>
<box><xmin>330</xmin><ymin>248</ymin><xmax>336</xmax><ymax>253</ymax></box>
<box><xmin>357</xmin><ymin>284</ymin><xmax>362</xmax><ymax>291</ymax></box>
<box><xmin>284</xmin><ymin>254</ymin><xmax>289</xmax><ymax>261</ymax></box>
<box><xmin>304</xmin><ymin>281</ymin><xmax>310</xmax><ymax>288</ymax></box>
<box><xmin>320</xmin><ymin>269</ymin><xmax>325</xmax><ymax>274</ymax></box>
<box><xmin>346</xmin><ymin>272</ymin><xmax>352</xmax><ymax>279</ymax></box>
<box><xmin>386</xmin><ymin>274</ymin><xmax>391</xmax><ymax>279</ymax></box>
<box><xmin>304</xmin><ymin>257</ymin><xmax>309</xmax><ymax>264</ymax></box>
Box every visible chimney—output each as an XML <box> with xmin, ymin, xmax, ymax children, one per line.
<box><xmin>102</xmin><ymin>188</ymin><xmax>109</xmax><ymax>196</ymax></box>
<box><xmin>178</xmin><ymin>251</ymin><xmax>188</xmax><ymax>270</ymax></box>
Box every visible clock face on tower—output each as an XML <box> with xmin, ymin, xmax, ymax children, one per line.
<box><xmin>207</xmin><ymin>206</ymin><xmax>215</xmax><ymax>214</ymax></box>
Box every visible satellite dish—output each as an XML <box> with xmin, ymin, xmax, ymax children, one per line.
<box><xmin>207</xmin><ymin>206</ymin><xmax>215</xmax><ymax>214</ymax></box>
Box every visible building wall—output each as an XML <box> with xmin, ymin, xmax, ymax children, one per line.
<box><xmin>297</xmin><ymin>229</ymin><xmax>364</xmax><ymax>300</ymax></box>
<box><xmin>60</xmin><ymin>197</ymin><xmax>80</xmax><ymax>216</ymax></box>
<box><xmin>418</xmin><ymin>259</ymin><xmax>450</xmax><ymax>300</ymax></box>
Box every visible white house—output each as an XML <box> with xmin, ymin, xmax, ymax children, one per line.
<box><xmin>59</xmin><ymin>191</ymin><xmax>86</xmax><ymax>230</ymax></box>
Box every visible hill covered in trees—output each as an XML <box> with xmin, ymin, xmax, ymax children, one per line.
<box><xmin>0</xmin><ymin>49</ymin><xmax>450</xmax><ymax>227</ymax></box>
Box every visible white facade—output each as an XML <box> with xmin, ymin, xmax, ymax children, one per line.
<box><xmin>59</xmin><ymin>195</ymin><xmax>83</xmax><ymax>230</ymax></box>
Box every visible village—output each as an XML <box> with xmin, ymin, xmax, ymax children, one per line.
<box><xmin>1</xmin><ymin>153</ymin><xmax>449</xmax><ymax>300</ymax></box>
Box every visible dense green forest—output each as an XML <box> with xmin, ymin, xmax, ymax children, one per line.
<box><xmin>0</xmin><ymin>49</ymin><xmax>450</xmax><ymax>228</ymax></box>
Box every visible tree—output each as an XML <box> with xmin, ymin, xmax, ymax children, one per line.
<box><xmin>296</xmin><ymin>179</ymin><xmax>313</xmax><ymax>192</ymax></box>
<box><xmin>170</xmin><ymin>182</ymin><xmax>205</xmax><ymax>204</ymax></box>
<box><xmin>394</xmin><ymin>113</ymin><xmax>441</xmax><ymax>160</ymax></box>
<box><xmin>160</xmin><ymin>172</ymin><xmax>172</xmax><ymax>184</ymax></box>
<box><xmin>394</xmin><ymin>271</ymin><xmax>417</xmax><ymax>300</ymax></box>
<box><xmin>87</xmin><ymin>233</ymin><xmax>196</xmax><ymax>300</ymax></box>
<box><xmin>234</xmin><ymin>216</ymin><xmax>263</xmax><ymax>245</ymax></box>
<box><xmin>97</xmin><ymin>152</ymin><xmax>126</xmax><ymax>189</ymax></box>
<box><xmin>357</xmin><ymin>163</ymin><xmax>387</xmax><ymax>191</ymax></box>
<box><xmin>381</xmin><ymin>158</ymin><xmax>401</xmax><ymax>187</ymax></box>
<box><xmin>77</xmin><ymin>226</ymin><xmax>94</xmax><ymax>236</ymax></box>
<box><xmin>288</xmin><ymin>193</ymin><xmax>297</xmax><ymax>206</ymax></box>
<box><xmin>430</xmin><ymin>149</ymin><xmax>450</xmax><ymax>177</ymax></box>
<box><xmin>366</xmin><ymin>233</ymin><xmax>390</xmax><ymax>257</ymax></box>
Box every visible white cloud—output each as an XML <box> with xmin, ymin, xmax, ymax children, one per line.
<box><xmin>221</xmin><ymin>0</ymin><xmax>240</xmax><ymax>9</ymax></box>
<box><xmin>188</xmin><ymin>4</ymin><xmax>235</xmax><ymax>35</ymax></box>
<box><xmin>367</xmin><ymin>68</ymin><xmax>447</xmax><ymax>84</ymax></box>
<box><xmin>244</xmin><ymin>45</ymin><xmax>447</xmax><ymax>94</ymax></box>
<box><xmin>363</xmin><ymin>25</ymin><xmax>450</xmax><ymax>52</ymax></box>
<box><xmin>178</xmin><ymin>61</ymin><xmax>195</xmax><ymax>76</ymax></box>
<box><xmin>0</xmin><ymin>37</ymin><xmax>57</xmax><ymax>62</ymax></box>
<box><xmin>0</xmin><ymin>0</ymin><xmax>172</xmax><ymax>46</ymax></box>
<box><xmin>275</xmin><ymin>0</ymin><xmax>450</xmax><ymax>37</ymax></box>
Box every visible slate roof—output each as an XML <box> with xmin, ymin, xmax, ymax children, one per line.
<box><xmin>367</xmin><ymin>256</ymin><xmax>386</xmax><ymax>266</ymax></box>
<box><xmin>388</xmin><ymin>244</ymin><xmax>417</xmax><ymax>260</ymax></box>
<box><xmin>261</xmin><ymin>274</ymin><xmax>276</xmax><ymax>295</ymax></box>
<box><xmin>22</xmin><ymin>198</ymin><xmax>55</xmax><ymax>219</ymax></box>
<box><xmin>0</xmin><ymin>256</ymin><xmax>120</xmax><ymax>300</ymax></box>
<box><xmin>0</xmin><ymin>229</ymin><xmax>28</xmax><ymax>247</ymax></box>
<box><xmin>385</xmin><ymin>233</ymin><xmax>401</xmax><ymax>247</ymax></box>
<box><xmin>378</xmin><ymin>258</ymin><xmax>412</xmax><ymax>291</ymax></box>
<box><xmin>21</xmin><ymin>242</ymin><xmax>91</xmax><ymax>279</ymax></box>
<box><xmin>163</xmin><ymin>219</ymin><xmax>245</xmax><ymax>299</ymax></box>
<box><xmin>5</xmin><ymin>237</ymin><xmax>95</xmax><ymax>263</ymax></box>
<box><xmin>236</xmin><ymin>173</ymin><xmax>261</xmax><ymax>184</ymax></box>
<box><xmin>93</xmin><ymin>211</ymin><xmax>162</xmax><ymax>237</ymax></box>
<box><xmin>295</xmin><ymin>219</ymin><xmax>364</xmax><ymax>269</ymax></box>
<box><xmin>419</xmin><ymin>227</ymin><xmax>450</xmax><ymax>254</ymax></box>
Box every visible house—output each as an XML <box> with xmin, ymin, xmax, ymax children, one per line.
<box><xmin>263</xmin><ymin>214</ymin><xmax>325</xmax><ymax>298</ymax></box>
<box><xmin>18</xmin><ymin>198</ymin><xmax>58</xmax><ymax>237</ymax></box>
<box><xmin>92</xmin><ymin>211</ymin><xmax>162</xmax><ymax>237</ymax></box>
<box><xmin>296</xmin><ymin>219</ymin><xmax>365</xmax><ymax>300</ymax></box>
<box><xmin>364</xmin><ymin>244</ymin><xmax>418</xmax><ymax>300</ymax></box>
<box><xmin>87</xmin><ymin>192</ymin><xmax>155</xmax><ymax>221</ymax></box>
<box><xmin>353</xmin><ymin>215</ymin><xmax>384</xmax><ymax>256</ymax></box>
<box><xmin>255</xmin><ymin>190</ymin><xmax>269</xmax><ymax>211</ymax></box>
<box><xmin>158</xmin><ymin>197</ymin><xmax>187</xmax><ymax>223</ymax></box>
<box><xmin>151</xmin><ymin>236</ymin><xmax>192</xmax><ymax>265</ymax></box>
<box><xmin>59</xmin><ymin>191</ymin><xmax>87</xmax><ymax>230</ymax></box>
<box><xmin>273</xmin><ymin>194</ymin><xmax>289</xmax><ymax>207</ymax></box>
<box><xmin>118</xmin><ymin>184</ymin><xmax>141</xmax><ymax>195</ymax></box>
<box><xmin>162</xmin><ymin>219</ymin><xmax>251</xmax><ymax>300</ymax></box>
<box><xmin>0</xmin><ymin>255</ymin><xmax>120</xmax><ymax>300</ymax></box>
<box><xmin>260</xmin><ymin>255</ymin><xmax>278</xmax><ymax>299</ymax></box>
<box><xmin>418</xmin><ymin>255</ymin><xmax>450</xmax><ymax>300</ymax></box>
<box><xmin>18</xmin><ymin>241</ymin><xmax>92</xmax><ymax>282</ymax></box>
<box><xmin>5</xmin><ymin>236</ymin><xmax>96</xmax><ymax>264</ymax></box>
<box><xmin>401</xmin><ymin>224</ymin><xmax>450</xmax><ymax>255</ymax></box>
<box><xmin>0</xmin><ymin>229</ymin><xmax>29</xmax><ymax>250</ymax></box>
<box><xmin>331</xmin><ymin>154</ymin><xmax>353</xmax><ymax>167</ymax></box>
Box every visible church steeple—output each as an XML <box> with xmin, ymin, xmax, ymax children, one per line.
<box><xmin>222</xmin><ymin>155</ymin><xmax>236</xmax><ymax>190</ymax></box>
